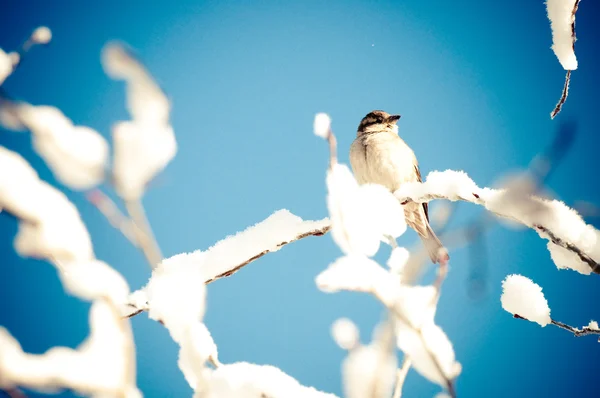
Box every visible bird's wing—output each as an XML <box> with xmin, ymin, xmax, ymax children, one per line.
<box><xmin>414</xmin><ymin>164</ymin><xmax>429</xmax><ymax>223</ymax></box>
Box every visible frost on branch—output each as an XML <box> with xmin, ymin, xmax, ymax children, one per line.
<box><xmin>545</xmin><ymin>0</ymin><xmax>581</xmax><ymax>118</ymax></box>
<box><xmin>0</xmin><ymin>100</ymin><xmax>109</xmax><ymax>189</ymax></box>
<box><xmin>102</xmin><ymin>42</ymin><xmax>176</xmax><ymax>200</ymax></box>
<box><xmin>0</xmin><ymin>301</ymin><xmax>139</xmax><ymax>397</ymax></box>
<box><xmin>501</xmin><ymin>274</ymin><xmax>551</xmax><ymax>327</ymax></box>
<box><xmin>394</xmin><ymin>169</ymin><xmax>600</xmax><ymax>275</ymax></box>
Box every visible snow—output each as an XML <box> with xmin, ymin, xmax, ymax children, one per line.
<box><xmin>313</xmin><ymin>113</ymin><xmax>331</xmax><ymax>138</ymax></box>
<box><xmin>145</xmin><ymin>254</ymin><xmax>207</xmax><ymax>343</ymax></box>
<box><xmin>0</xmin><ymin>301</ymin><xmax>138</xmax><ymax>396</ymax></box>
<box><xmin>102</xmin><ymin>42</ymin><xmax>176</xmax><ymax>200</ymax></box>
<box><xmin>342</xmin><ymin>322</ymin><xmax>397</xmax><ymax>398</ymax></box>
<box><xmin>501</xmin><ymin>274</ymin><xmax>551</xmax><ymax>326</ymax></box>
<box><xmin>331</xmin><ymin>318</ymin><xmax>359</xmax><ymax>350</ymax></box>
<box><xmin>327</xmin><ymin>163</ymin><xmax>406</xmax><ymax>257</ymax></box>
<box><xmin>396</xmin><ymin>322</ymin><xmax>461</xmax><ymax>388</ymax></box>
<box><xmin>387</xmin><ymin>247</ymin><xmax>410</xmax><ymax>274</ymax></box>
<box><xmin>112</xmin><ymin>120</ymin><xmax>177</xmax><ymax>199</ymax></box>
<box><xmin>0</xmin><ymin>48</ymin><xmax>14</xmax><ymax>85</ymax></box>
<box><xmin>153</xmin><ymin>209</ymin><xmax>328</xmax><ymax>285</ymax></box>
<box><xmin>0</xmin><ymin>103</ymin><xmax>108</xmax><ymax>190</ymax></box>
<box><xmin>179</xmin><ymin>322</ymin><xmax>218</xmax><ymax>390</ymax></box>
<box><xmin>546</xmin><ymin>0</ymin><xmax>579</xmax><ymax>70</ymax></box>
<box><xmin>206</xmin><ymin>362</ymin><xmax>338</xmax><ymax>398</ymax></box>
<box><xmin>30</xmin><ymin>26</ymin><xmax>52</xmax><ymax>45</ymax></box>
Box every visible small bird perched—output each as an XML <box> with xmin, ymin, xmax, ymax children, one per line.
<box><xmin>349</xmin><ymin>110</ymin><xmax>447</xmax><ymax>263</ymax></box>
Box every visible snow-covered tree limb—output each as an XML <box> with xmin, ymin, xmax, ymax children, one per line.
<box><xmin>123</xmin><ymin>209</ymin><xmax>330</xmax><ymax>318</ymax></box>
<box><xmin>394</xmin><ymin>170</ymin><xmax>600</xmax><ymax>275</ymax></box>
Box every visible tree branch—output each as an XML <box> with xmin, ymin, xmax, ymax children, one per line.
<box><xmin>392</xmin><ymin>357</ymin><xmax>412</xmax><ymax>398</ymax></box>
<box><xmin>203</xmin><ymin>224</ymin><xmax>331</xmax><ymax>284</ymax></box>
<box><xmin>394</xmin><ymin>170</ymin><xmax>600</xmax><ymax>275</ymax></box>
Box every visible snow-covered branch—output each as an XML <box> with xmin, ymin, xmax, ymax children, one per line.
<box><xmin>122</xmin><ymin>209</ymin><xmax>330</xmax><ymax>318</ymax></box>
<box><xmin>546</xmin><ymin>0</ymin><xmax>581</xmax><ymax>118</ymax></box>
<box><xmin>394</xmin><ymin>170</ymin><xmax>600</xmax><ymax>275</ymax></box>
<box><xmin>501</xmin><ymin>274</ymin><xmax>600</xmax><ymax>341</ymax></box>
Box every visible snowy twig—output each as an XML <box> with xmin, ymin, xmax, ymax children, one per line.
<box><xmin>203</xmin><ymin>222</ymin><xmax>330</xmax><ymax>284</ymax></box>
<box><xmin>125</xmin><ymin>200</ymin><xmax>163</xmax><ymax>269</ymax></box>
<box><xmin>546</xmin><ymin>0</ymin><xmax>581</xmax><ymax>118</ymax></box>
<box><xmin>514</xmin><ymin>315</ymin><xmax>600</xmax><ymax>340</ymax></box>
<box><xmin>392</xmin><ymin>357</ymin><xmax>412</xmax><ymax>398</ymax></box>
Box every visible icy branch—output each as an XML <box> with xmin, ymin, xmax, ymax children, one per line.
<box><xmin>394</xmin><ymin>169</ymin><xmax>600</xmax><ymax>275</ymax></box>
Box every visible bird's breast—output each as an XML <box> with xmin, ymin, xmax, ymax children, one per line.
<box><xmin>350</xmin><ymin>133</ymin><xmax>417</xmax><ymax>192</ymax></box>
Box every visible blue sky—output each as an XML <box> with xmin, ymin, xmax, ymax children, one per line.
<box><xmin>1</xmin><ymin>1</ymin><xmax>599</xmax><ymax>397</ymax></box>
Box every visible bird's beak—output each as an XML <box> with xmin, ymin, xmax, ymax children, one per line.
<box><xmin>388</xmin><ymin>114</ymin><xmax>401</xmax><ymax>123</ymax></box>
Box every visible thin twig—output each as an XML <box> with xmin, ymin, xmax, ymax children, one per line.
<box><xmin>551</xmin><ymin>319</ymin><xmax>600</xmax><ymax>338</ymax></box>
<box><xmin>326</xmin><ymin>129</ymin><xmax>337</xmax><ymax>170</ymax></box>
<box><xmin>550</xmin><ymin>70</ymin><xmax>571</xmax><ymax>119</ymax></box>
<box><xmin>392</xmin><ymin>357</ymin><xmax>412</xmax><ymax>398</ymax></box>
<box><xmin>514</xmin><ymin>314</ymin><xmax>600</xmax><ymax>341</ymax></box>
<box><xmin>86</xmin><ymin>189</ymin><xmax>138</xmax><ymax>245</ymax></box>
<box><xmin>125</xmin><ymin>200</ymin><xmax>163</xmax><ymax>270</ymax></box>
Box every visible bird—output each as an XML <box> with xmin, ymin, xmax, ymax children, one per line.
<box><xmin>349</xmin><ymin>110</ymin><xmax>447</xmax><ymax>264</ymax></box>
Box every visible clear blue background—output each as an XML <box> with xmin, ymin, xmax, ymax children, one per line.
<box><xmin>1</xmin><ymin>1</ymin><xmax>599</xmax><ymax>397</ymax></box>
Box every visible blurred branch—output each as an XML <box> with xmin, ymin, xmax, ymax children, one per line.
<box><xmin>125</xmin><ymin>200</ymin><xmax>163</xmax><ymax>269</ymax></box>
<box><xmin>392</xmin><ymin>357</ymin><xmax>412</xmax><ymax>398</ymax></box>
<box><xmin>86</xmin><ymin>189</ymin><xmax>138</xmax><ymax>245</ymax></box>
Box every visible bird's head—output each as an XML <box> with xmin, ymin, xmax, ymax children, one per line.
<box><xmin>357</xmin><ymin>110</ymin><xmax>401</xmax><ymax>136</ymax></box>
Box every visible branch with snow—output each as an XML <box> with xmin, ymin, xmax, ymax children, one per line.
<box><xmin>394</xmin><ymin>169</ymin><xmax>600</xmax><ymax>275</ymax></box>
<box><xmin>123</xmin><ymin>209</ymin><xmax>330</xmax><ymax>317</ymax></box>
<box><xmin>501</xmin><ymin>274</ymin><xmax>600</xmax><ymax>341</ymax></box>
<box><xmin>546</xmin><ymin>0</ymin><xmax>581</xmax><ymax>118</ymax></box>
<box><xmin>0</xmin><ymin>147</ymin><xmax>138</xmax><ymax>394</ymax></box>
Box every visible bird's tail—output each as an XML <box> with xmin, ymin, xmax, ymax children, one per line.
<box><xmin>420</xmin><ymin>224</ymin><xmax>448</xmax><ymax>264</ymax></box>
<box><xmin>404</xmin><ymin>203</ymin><xmax>449</xmax><ymax>264</ymax></box>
